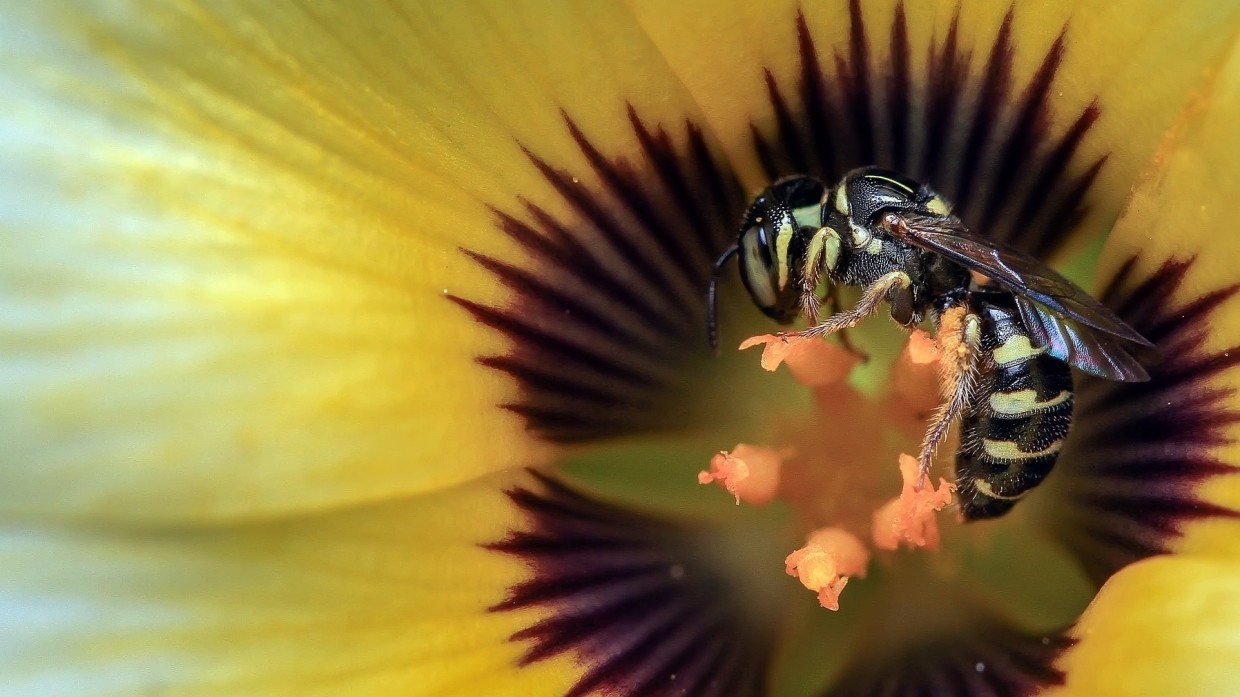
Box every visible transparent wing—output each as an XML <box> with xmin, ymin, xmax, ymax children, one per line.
<box><xmin>1013</xmin><ymin>295</ymin><xmax>1151</xmax><ymax>381</ymax></box>
<box><xmin>887</xmin><ymin>214</ymin><xmax>1155</xmax><ymax>381</ymax></box>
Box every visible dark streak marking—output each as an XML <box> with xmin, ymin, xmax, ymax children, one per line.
<box><xmin>887</xmin><ymin>3</ymin><xmax>911</xmax><ymax>170</ymax></box>
<box><xmin>1050</xmin><ymin>256</ymin><xmax>1240</xmax><ymax>584</ymax></box>
<box><xmin>459</xmin><ymin>110</ymin><xmax>744</xmax><ymax>442</ymax></box>
<box><xmin>752</xmin><ymin>3</ymin><xmax>1107</xmax><ymax>258</ymax></box>
<box><xmin>822</xmin><ymin>614</ymin><xmax>1073</xmax><ymax>697</ymax></box>
<box><xmin>486</xmin><ymin>472</ymin><xmax>773</xmax><ymax>697</ymax></box>
<box><xmin>954</xmin><ymin>9</ymin><xmax>1014</xmax><ymax>224</ymax></box>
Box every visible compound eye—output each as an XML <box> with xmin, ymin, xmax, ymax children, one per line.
<box><xmin>739</xmin><ymin>222</ymin><xmax>778</xmax><ymax>310</ymax></box>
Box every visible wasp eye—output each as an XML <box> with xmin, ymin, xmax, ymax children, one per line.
<box><xmin>739</xmin><ymin>222</ymin><xmax>779</xmax><ymax>310</ymax></box>
<box><xmin>731</xmin><ymin>178</ymin><xmax>823</xmax><ymax>327</ymax></box>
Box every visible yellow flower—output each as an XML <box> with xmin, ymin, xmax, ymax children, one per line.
<box><xmin>2</xmin><ymin>1</ymin><xmax>1240</xmax><ymax>696</ymax></box>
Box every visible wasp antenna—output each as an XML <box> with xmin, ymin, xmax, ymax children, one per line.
<box><xmin>707</xmin><ymin>244</ymin><xmax>739</xmax><ymax>355</ymax></box>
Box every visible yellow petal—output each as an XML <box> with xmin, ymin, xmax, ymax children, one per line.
<box><xmin>1</xmin><ymin>468</ymin><xmax>787</xmax><ymax>696</ymax></box>
<box><xmin>1048</xmin><ymin>556</ymin><xmax>1240</xmax><ymax>697</ymax></box>
<box><xmin>1091</xmin><ymin>29</ymin><xmax>1240</xmax><ymax>558</ymax></box>
<box><xmin>0</xmin><ymin>469</ymin><xmax>585</xmax><ymax>696</ymax></box>
<box><xmin>630</xmin><ymin>0</ymin><xmax>1240</xmax><ymax>255</ymax></box>
<box><xmin>0</xmin><ymin>2</ymin><xmax>733</xmax><ymax>521</ymax></box>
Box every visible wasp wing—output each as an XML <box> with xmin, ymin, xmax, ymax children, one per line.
<box><xmin>1013</xmin><ymin>295</ymin><xmax>1150</xmax><ymax>381</ymax></box>
<box><xmin>890</xmin><ymin>214</ymin><xmax>1154</xmax><ymax>381</ymax></box>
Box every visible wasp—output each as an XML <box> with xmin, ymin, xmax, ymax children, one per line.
<box><xmin>708</xmin><ymin>167</ymin><xmax>1155</xmax><ymax>520</ymax></box>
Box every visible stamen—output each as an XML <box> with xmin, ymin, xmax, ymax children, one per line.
<box><xmin>708</xmin><ymin>332</ymin><xmax>961</xmax><ymax>611</ymax></box>
<box><xmin>738</xmin><ymin>334</ymin><xmax>859</xmax><ymax>387</ymax></box>
<box><xmin>698</xmin><ymin>444</ymin><xmax>787</xmax><ymax>506</ymax></box>
<box><xmin>784</xmin><ymin>527</ymin><xmax>870</xmax><ymax>611</ymax></box>
<box><xmin>872</xmin><ymin>454</ymin><xmax>957</xmax><ymax>551</ymax></box>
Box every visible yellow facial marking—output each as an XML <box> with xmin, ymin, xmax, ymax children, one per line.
<box><xmin>926</xmin><ymin>196</ymin><xmax>952</xmax><ymax>216</ymax></box>
<box><xmin>972</xmin><ymin>478</ymin><xmax>1028</xmax><ymax>501</ymax></box>
<box><xmin>865</xmin><ymin>237</ymin><xmax>884</xmax><ymax>255</ymax></box>
<box><xmin>982</xmin><ymin>438</ymin><xmax>1063</xmax><ymax>461</ymax></box>
<box><xmin>775</xmin><ymin>219</ymin><xmax>795</xmax><ymax>289</ymax></box>
<box><xmin>988</xmin><ymin>389</ymin><xmax>1072</xmax><ymax>417</ymax></box>
<box><xmin>992</xmin><ymin>335</ymin><xmax>1046</xmax><ymax>365</ymax></box>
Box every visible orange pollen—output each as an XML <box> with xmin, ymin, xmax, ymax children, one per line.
<box><xmin>872</xmin><ymin>454</ymin><xmax>957</xmax><ymax>551</ymax></box>
<box><xmin>698</xmin><ymin>444</ymin><xmax>787</xmax><ymax>506</ymax></box>
<box><xmin>738</xmin><ymin>333</ymin><xmax>859</xmax><ymax>386</ymax></box>
<box><xmin>784</xmin><ymin>527</ymin><xmax>870</xmax><ymax>611</ymax></box>
<box><xmin>702</xmin><ymin>330</ymin><xmax>965</xmax><ymax>612</ymax></box>
<box><xmin>934</xmin><ymin>306</ymin><xmax>972</xmax><ymax>396</ymax></box>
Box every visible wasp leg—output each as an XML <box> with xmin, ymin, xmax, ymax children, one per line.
<box><xmin>799</xmin><ymin>265</ymin><xmax>824</xmax><ymax>326</ymax></box>
<box><xmin>796</xmin><ymin>255</ymin><xmax>866</xmax><ymax>358</ymax></box>
<box><xmin>916</xmin><ymin>304</ymin><xmax>982</xmax><ymax>488</ymax></box>
<box><xmin>823</xmin><ymin>288</ymin><xmax>869</xmax><ymax>360</ymax></box>
<box><xmin>793</xmin><ymin>270</ymin><xmax>911</xmax><ymax>340</ymax></box>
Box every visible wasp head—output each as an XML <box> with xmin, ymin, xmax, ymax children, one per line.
<box><xmin>707</xmin><ymin>177</ymin><xmax>826</xmax><ymax>351</ymax></box>
<box><xmin>735</xmin><ymin>176</ymin><xmax>826</xmax><ymax>324</ymax></box>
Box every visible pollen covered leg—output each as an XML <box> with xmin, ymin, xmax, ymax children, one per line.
<box><xmin>916</xmin><ymin>304</ymin><xmax>981</xmax><ymax>488</ymax></box>
<box><xmin>793</xmin><ymin>270</ymin><xmax>911</xmax><ymax>340</ymax></box>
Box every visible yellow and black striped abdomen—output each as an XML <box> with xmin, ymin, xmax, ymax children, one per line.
<box><xmin>955</xmin><ymin>297</ymin><xmax>1074</xmax><ymax>520</ymax></box>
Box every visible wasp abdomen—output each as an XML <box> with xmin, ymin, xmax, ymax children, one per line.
<box><xmin>955</xmin><ymin>298</ymin><xmax>1074</xmax><ymax>520</ymax></box>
